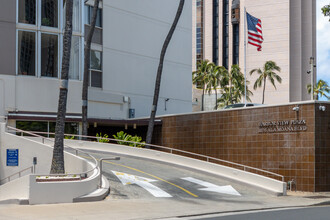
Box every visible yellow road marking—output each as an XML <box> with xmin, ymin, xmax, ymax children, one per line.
<box><xmin>81</xmin><ymin>155</ymin><xmax>198</xmax><ymax>197</ymax></box>
<box><xmin>104</xmin><ymin>160</ymin><xmax>198</xmax><ymax>198</ymax></box>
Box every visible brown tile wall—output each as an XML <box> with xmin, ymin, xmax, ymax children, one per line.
<box><xmin>159</xmin><ymin>103</ymin><xmax>321</xmax><ymax>192</ymax></box>
<box><xmin>315</xmin><ymin>103</ymin><xmax>330</xmax><ymax>191</ymax></box>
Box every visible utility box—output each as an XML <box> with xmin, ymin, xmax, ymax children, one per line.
<box><xmin>129</xmin><ymin>108</ymin><xmax>135</xmax><ymax>118</ymax></box>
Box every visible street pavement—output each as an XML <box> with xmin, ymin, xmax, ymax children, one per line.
<box><xmin>1</xmin><ymin>149</ymin><xmax>330</xmax><ymax>220</ymax></box>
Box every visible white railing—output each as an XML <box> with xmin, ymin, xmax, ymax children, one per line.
<box><xmin>6</xmin><ymin>126</ymin><xmax>99</xmax><ymax>181</ymax></box>
<box><xmin>9</xmin><ymin>129</ymin><xmax>284</xmax><ymax>182</ymax></box>
<box><xmin>0</xmin><ymin>166</ymin><xmax>33</xmax><ymax>184</ymax></box>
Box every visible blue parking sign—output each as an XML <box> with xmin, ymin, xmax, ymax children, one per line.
<box><xmin>7</xmin><ymin>149</ymin><xmax>19</xmax><ymax>166</ymax></box>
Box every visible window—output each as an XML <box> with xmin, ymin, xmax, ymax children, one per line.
<box><xmin>41</xmin><ymin>33</ymin><xmax>58</xmax><ymax>77</ymax></box>
<box><xmin>18</xmin><ymin>31</ymin><xmax>36</xmax><ymax>76</ymax></box>
<box><xmin>18</xmin><ymin>0</ymin><xmax>36</xmax><ymax>25</ymax></box>
<box><xmin>196</xmin><ymin>0</ymin><xmax>204</xmax><ymax>66</ymax></box>
<box><xmin>85</xmin><ymin>5</ymin><xmax>102</xmax><ymax>28</ymax></box>
<box><xmin>16</xmin><ymin>121</ymin><xmax>79</xmax><ymax>137</ymax></box>
<box><xmin>232</xmin><ymin>24</ymin><xmax>239</xmax><ymax>65</ymax></box>
<box><xmin>69</xmin><ymin>36</ymin><xmax>80</xmax><ymax>80</ymax></box>
<box><xmin>213</xmin><ymin>0</ymin><xmax>219</xmax><ymax>65</ymax></box>
<box><xmin>64</xmin><ymin>0</ymin><xmax>81</xmax><ymax>32</ymax></box>
<box><xmin>41</xmin><ymin>0</ymin><xmax>58</xmax><ymax>27</ymax></box>
<box><xmin>17</xmin><ymin>0</ymin><xmax>83</xmax><ymax>80</ymax></box>
<box><xmin>222</xmin><ymin>0</ymin><xmax>229</xmax><ymax>69</ymax></box>
<box><xmin>90</xmin><ymin>50</ymin><xmax>102</xmax><ymax>88</ymax></box>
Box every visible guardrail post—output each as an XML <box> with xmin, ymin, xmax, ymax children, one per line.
<box><xmin>99</xmin><ymin>157</ymin><xmax>120</xmax><ymax>188</ymax></box>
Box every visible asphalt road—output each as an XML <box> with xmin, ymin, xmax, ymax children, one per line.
<box><xmin>186</xmin><ymin>206</ymin><xmax>330</xmax><ymax>220</ymax></box>
<box><xmin>84</xmin><ymin>149</ymin><xmax>270</xmax><ymax>202</ymax></box>
<box><xmin>1</xmin><ymin>148</ymin><xmax>330</xmax><ymax>220</ymax></box>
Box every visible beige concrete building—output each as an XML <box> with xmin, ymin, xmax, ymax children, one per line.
<box><xmin>192</xmin><ymin>0</ymin><xmax>316</xmax><ymax>111</ymax></box>
<box><xmin>0</xmin><ymin>0</ymin><xmax>192</xmax><ymax>133</ymax></box>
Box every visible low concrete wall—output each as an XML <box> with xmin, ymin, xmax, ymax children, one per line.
<box><xmin>29</xmin><ymin>169</ymin><xmax>99</xmax><ymax>205</ymax></box>
<box><xmin>0</xmin><ymin>175</ymin><xmax>29</xmax><ymax>201</ymax></box>
<box><xmin>65</xmin><ymin>140</ymin><xmax>286</xmax><ymax>195</ymax></box>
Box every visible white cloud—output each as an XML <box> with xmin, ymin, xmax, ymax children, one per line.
<box><xmin>317</xmin><ymin>0</ymin><xmax>330</xmax><ymax>84</ymax></box>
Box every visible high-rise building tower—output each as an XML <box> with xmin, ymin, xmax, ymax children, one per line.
<box><xmin>192</xmin><ymin>0</ymin><xmax>316</xmax><ymax>110</ymax></box>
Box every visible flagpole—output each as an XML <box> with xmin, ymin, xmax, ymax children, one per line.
<box><xmin>244</xmin><ymin>7</ymin><xmax>247</xmax><ymax>105</ymax></box>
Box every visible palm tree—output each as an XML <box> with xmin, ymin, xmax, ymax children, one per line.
<box><xmin>217</xmin><ymin>65</ymin><xmax>252</xmax><ymax>108</ymax></box>
<box><xmin>205</xmin><ymin>64</ymin><xmax>228</xmax><ymax>110</ymax></box>
<box><xmin>250</xmin><ymin>61</ymin><xmax>282</xmax><ymax>104</ymax></box>
<box><xmin>193</xmin><ymin>60</ymin><xmax>212</xmax><ymax>111</ymax></box>
<box><xmin>146</xmin><ymin>0</ymin><xmax>185</xmax><ymax>145</ymax></box>
<box><xmin>50</xmin><ymin>0</ymin><xmax>73</xmax><ymax>174</ymax></box>
<box><xmin>307</xmin><ymin>79</ymin><xmax>330</xmax><ymax>100</ymax></box>
<box><xmin>82</xmin><ymin>0</ymin><xmax>100</xmax><ymax>138</ymax></box>
<box><xmin>322</xmin><ymin>4</ymin><xmax>330</xmax><ymax>21</ymax></box>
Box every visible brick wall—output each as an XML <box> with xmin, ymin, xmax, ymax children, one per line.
<box><xmin>158</xmin><ymin>102</ymin><xmax>330</xmax><ymax>192</ymax></box>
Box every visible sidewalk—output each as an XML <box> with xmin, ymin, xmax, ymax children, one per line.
<box><xmin>0</xmin><ymin>191</ymin><xmax>330</xmax><ymax>220</ymax></box>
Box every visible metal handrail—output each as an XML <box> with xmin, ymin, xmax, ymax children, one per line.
<box><xmin>6</xmin><ymin>126</ymin><xmax>99</xmax><ymax>180</ymax></box>
<box><xmin>0</xmin><ymin>166</ymin><xmax>33</xmax><ymax>184</ymax></box>
<box><xmin>14</xmin><ymin>129</ymin><xmax>284</xmax><ymax>182</ymax></box>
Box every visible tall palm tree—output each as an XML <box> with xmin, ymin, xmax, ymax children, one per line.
<box><xmin>207</xmin><ymin>64</ymin><xmax>227</xmax><ymax>110</ymax></box>
<box><xmin>250</xmin><ymin>61</ymin><xmax>282</xmax><ymax>104</ymax></box>
<box><xmin>146</xmin><ymin>0</ymin><xmax>185</xmax><ymax>145</ymax></box>
<box><xmin>307</xmin><ymin>79</ymin><xmax>330</xmax><ymax>100</ymax></box>
<box><xmin>217</xmin><ymin>65</ymin><xmax>252</xmax><ymax>108</ymax></box>
<box><xmin>229</xmin><ymin>65</ymin><xmax>245</xmax><ymax>104</ymax></box>
<box><xmin>193</xmin><ymin>60</ymin><xmax>212</xmax><ymax>111</ymax></box>
<box><xmin>82</xmin><ymin>0</ymin><xmax>100</xmax><ymax>138</ymax></box>
<box><xmin>50</xmin><ymin>0</ymin><xmax>73</xmax><ymax>174</ymax></box>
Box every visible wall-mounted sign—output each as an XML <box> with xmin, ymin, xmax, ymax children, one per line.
<box><xmin>259</xmin><ymin>120</ymin><xmax>307</xmax><ymax>133</ymax></box>
<box><xmin>6</xmin><ymin>149</ymin><xmax>19</xmax><ymax>166</ymax></box>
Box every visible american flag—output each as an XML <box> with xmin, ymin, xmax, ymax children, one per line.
<box><xmin>246</xmin><ymin>12</ymin><xmax>263</xmax><ymax>51</ymax></box>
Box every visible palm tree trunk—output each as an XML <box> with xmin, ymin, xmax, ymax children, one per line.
<box><xmin>50</xmin><ymin>0</ymin><xmax>73</xmax><ymax>174</ymax></box>
<box><xmin>215</xmin><ymin>88</ymin><xmax>218</xmax><ymax>110</ymax></box>
<box><xmin>229</xmin><ymin>73</ymin><xmax>233</xmax><ymax>104</ymax></box>
<box><xmin>262</xmin><ymin>77</ymin><xmax>266</xmax><ymax>104</ymax></box>
<box><xmin>146</xmin><ymin>0</ymin><xmax>185</xmax><ymax>145</ymax></box>
<box><xmin>202</xmin><ymin>85</ymin><xmax>205</xmax><ymax>111</ymax></box>
<box><xmin>82</xmin><ymin>0</ymin><xmax>100</xmax><ymax>139</ymax></box>
<box><xmin>229</xmin><ymin>84</ymin><xmax>233</xmax><ymax>104</ymax></box>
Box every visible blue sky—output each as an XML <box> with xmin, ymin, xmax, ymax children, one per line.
<box><xmin>317</xmin><ymin>0</ymin><xmax>330</xmax><ymax>92</ymax></box>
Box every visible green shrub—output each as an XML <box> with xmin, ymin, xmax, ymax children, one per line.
<box><xmin>96</xmin><ymin>133</ymin><xmax>110</xmax><ymax>143</ymax></box>
<box><xmin>113</xmin><ymin>131</ymin><xmax>145</xmax><ymax>147</ymax></box>
<box><xmin>129</xmin><ymin>135</ymin><xmax>145</xmax><ymax>147</ymax></box>
<box><xmin>64</xmin><ymin>135</ymin><xmax>75</xmax><ymax>140</ymax></box>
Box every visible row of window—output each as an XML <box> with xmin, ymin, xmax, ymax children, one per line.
<box><xmin>213</xmin><ymin>0</ymin><xmax>219</xmax><ymax>65</ymax></box>
<box><xmin>197</xmin><ymin>1</ymin><xmax>240</xmax><ymax>69</ymax></box>
<box><xmin>196</xmin><ymin>0</ymin><xmax>204</xmax><ymax>65</ymax></box>
<box><xmin>16</xmin><ymin>121</ymin><xmax>79</xmax><ymax>137</ymax></box>
<box><xmin>17</xmin><ymin>0</ymin><xmax>103</xmax><ymax>88</ymax></box>
<box><xmin>222</xmin><ymin>0</ymin><xmax>229</xmax><ymax>69</ymax></box>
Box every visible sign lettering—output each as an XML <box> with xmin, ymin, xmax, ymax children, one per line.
<box><xmin>259</xmin><ymin>120</ymin><xmax>307</xmax><ymax>133</ymax></box>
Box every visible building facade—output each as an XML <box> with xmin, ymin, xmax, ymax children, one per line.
<box><xmin>192</xmin><ymin>0</ymin><xmax>316</xmax><ymax>111</ymax></box>
<box><xmin>0</xmin><ymin>0</ymin><xmax>192</xmax><ymax>133</ymax></box>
